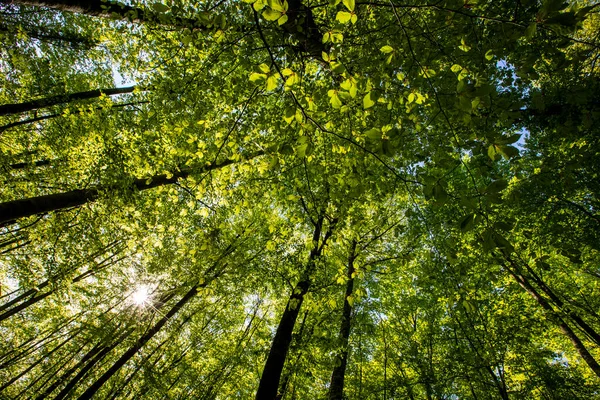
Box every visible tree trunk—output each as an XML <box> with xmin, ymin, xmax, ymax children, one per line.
<box><xmin>52</xmin><ymin>329</ymin><xmax>133</xmax><ymax>400</ymax></box>
<box><xmin>504</xmin><ymin>261</ymin><xmax>600</xmax><ymax>379</ymax></box>
<box><xmin>0</xmin><ymin>101</ymin><xmax>147</xmax><ymax>133</ymax></box>
<box><xmin>76</xmin><ymin>282</ymin><xmax>203</xmax><ymax>399</ymax></box>
<box><xmin>0</xmin><ymin>86</ymin><xmax>136</xmax><ymax>116</ymax></box>
<box><xmin>0</xmin><ymin>0</ymin><xmax>211</xmax><ymax>30</ymax></box>
<box><xmin>0</xmin><ymin>246</ymin><xmax>123</xmax><ymax>320</ymax></box>
<box><xmin>0</xmin><ymin>150</ymin><xmax>263</xmax><ymax>225</ymax></box>
<box><xmin>520</xmin><ymin>260</ymin><xmax>600</xmax><ymax>346</ymax></box>
<box><xmin>256</xmin><ymin>215</ymin><xmax>335</xmax><ymax>400</ymax></box>
<box><xmin>328</xmin><ymin>240</ymin><xmax>357</xmax><ymax>400</ymax></box>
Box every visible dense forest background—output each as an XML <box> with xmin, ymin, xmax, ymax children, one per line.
<box><xmin>1</xmin><ymin>0</ymin><xmax>600</xmax><ymax>398</ymax></box>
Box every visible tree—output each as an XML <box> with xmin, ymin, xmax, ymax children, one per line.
<box><xmin>1</xmin><ymin>0</ymin><xmax>600</xmax><ymax>398</ymax></box>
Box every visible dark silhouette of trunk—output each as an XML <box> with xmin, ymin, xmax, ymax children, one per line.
<box><xmin>0</xmin><ymin>240</ymin><xmax>121</xmax><ymax>314</ymax></box>
<box><xmin>5</xmin><ymin>159</ymin><xmax>52</xmax><ymax>169</ymax></box>
<box><xmin>0</xmin><ymin>86</ymin><xmax>137</xmax><ymax>116</ymax></box>
<box><xmin>275</xmin><ymin>311</ymin><xmax>310</xmax><ymax>400</ymax></box>
<box><xmin>0</xmin><ymin>328</ymin><xmax>80</xmax><ymax>392</ymax></box>
<box><xmin>503</xmin><ymin>260</ymin><xmax>600</xmax><ymax>379</ymax></box>
<box><xmin>0</xmin><ymin>0</ymin><xmax>211</xmax><ymax>30</ymax></box>
<box><xmin>0</xmin><ymin>150</ymin><xmax>263</xmax><ymax>225</ymax></box>
<box><xmin>51</xmin><ymin>329</ymin><xmax>133</xmax><ymax>400</ymax></box>
<box><xmin>0</xmin><ymin>248</ymin><xmax>123</xmax><ymax>321</ymax></box>
<box><xmin>520</xmin><ymin>260</ymin><xmax>600</xmax><ymax>346</ymax></box>
<box><xmin>0</xmin><ymin>313</ymin><xmax>82</xmax><ymax>369</ymax></box>
<box><xmin>328</xmin><ymin>240</ymin><xmax>357</xmax><ymax>400</ymax></box>
<box><xmin>0</xmin><ymin>24</ymin><xmax>98</xmax><ymax>48</ymax></box>
<box><xmin>0</xmin><ymin>101</ymin><xmax>147</xmax><ymax>133</ymax></box>
<box><xmin>256</xmin><ymin>215</ymin><xmax>335</xmax><ymax>400</ymax></box>
<box><xmin>76</xmin><ymin>281</ymin><xmax>204</xmax><ymax>399</ymax></box>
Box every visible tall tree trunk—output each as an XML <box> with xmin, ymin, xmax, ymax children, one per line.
<box><xmin>0</xmin><ymin>86</ymin><xmax>137</xmax><ymax>116</ymax></box>
<box><xmin>51</xmin><ymin>329</ymin><xmax>133</xmax><ymax>400</ymax></box>
<box><xmin>0</xmin><ymin>239</ymin><xmax>121</xmax><ymax>313</ymax></box>
<box><xmin>256</xmin><ymin>215</ymin><xmax>335</xmax><ymax>400</ymax></box>
<box><xmin>0</xmin><ymin>101</ymin><xmax>147</xmax><ymax>133</ymax></box>
<box><xmin>0</xmin><ymin>0</ymin><xmax>211</xmax><ymax>30</ymax></box>
<box><xmin>503</xmin><ymin>261</ymin><xmax>600</xmax><ymax>379</ymax></box>
<box><xmin>0</xmin><ymin>328</ymin><xmax>80</xmax><ymax>393</ymax></box>
<box><xmin>328</xmin><ymin>240</ymin><xmax>357</xmax><ymax>400</ymax></box>
<box><xmin>76</xmin><ymin>282</ymin><xmax>204</xmax><ymax>399</ymax></box>
<box><xmin>0</xmin><ymin>150</ymin><xmax>263</xmax><ymax>225</ymax></box>
<box><xmin>520</xmin><ymin>260</ymin><xmax>600</xmax><ymax>346</ymax></box>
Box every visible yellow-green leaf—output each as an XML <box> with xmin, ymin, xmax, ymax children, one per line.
<box><xmin>363</xmin><ymin>91</ymin><xmax>376</xmax><ymax>109</ymax></box>
<box><xmin>259</xmin><ymin>63</ymin><xmax>270</xmax><ymax>73</ymax></box>
<box><xmin>266</xmin><ymin>75</ymin><xmax>279</xmax><ymax>91</ymax></box>
<box><xmin>336</xmin><ymin>11</ymin><xmax>352</xmax><ymax>23</ymax></box>
<box><xmin>277</xmin><ymin>14</ymin><xmax>288</xmax><ymax>25</ymax></box>
<box><xmin>343</xmin><ymin>0</ymin><xmax>355</xmax><ymax>11</ymax></box>
<box><xmin>380</xmin><ymin>45</ymin><xmax>394</xmax><ymax>54</ymax></box>
<box><xmin>249</xmin><ymin>72</ymin><xmax>267</xmax><ymax>82</ymax></box>
<box><xmin>262</xmin><ymin>8</ymin><xmax>281</xmax><ymax>21</ymax></box>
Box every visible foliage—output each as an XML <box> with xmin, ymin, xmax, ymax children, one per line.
<box><xmin>1</xmin><ymin>0</ymin><xmax>600</xmax><ymax>398</ymax></box>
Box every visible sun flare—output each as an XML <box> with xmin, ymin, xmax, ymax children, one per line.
<box><xmin>132</xmin><ymin>285</ymin><xmax>150</xmax><ymax>306</ymax></box>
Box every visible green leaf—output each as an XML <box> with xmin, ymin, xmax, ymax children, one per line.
<box><xmin>266</xmin><ymin>75</ymin><xmax>279</xmax><ymax>91</ymax></box>
<box><xmin>270</xmin><ymin>0</ymin><xmax>286</xmax><ymax>12</ymax></box>
<box><xmin>498</xmin><ymin>145</ymin><xmax>519</xmax><ymax>159</ymax></box>
<box><xmin>283</xmin><ymin>107</ymin><xmax>295</xmax><ymax>124</ymax></box>
<box><xmin>343</xmin><ymin>0</ymin><xmax>355</xmax><ymax>11</ymax></box>
<box><xmin>363</xmin><ymin>91</ymin><xmax>376</xmax><ymax>109</ymax></box>
<box><xmin>329</xmin><ymin>90</ymin><xmax>343</xmax><ymax>108</ymax></box>
<box><xmin>459</xmin><ymin>37</ymin><xmax>471</xmax><ymax>52</ymax></box>
<box><xmin>496</xmin><ymin>134</ymin><xmax>521</xmax><ymax>145</ymax></box>
<box><xmin>458</xmin><ymin>214</ymin><xmax>475</xmax><ymax>232</ymax></box>
<box><xmin>152</xmin><ymin>3</ymin><xmax>170</xmax><ymax>13</ymax></box>
<box><xmin>253</xmin><ymin>0</ymin><xmax>267</xmax><ymax>10</ymax></box>
<box><xmin>258</xmin><ymin>63</ymin><xmax>270</xmax><ymax>73</ymax></box>
<box><xmin>432</xmin><ymin>183</ymin><xmax>448</xmax><ymax>205</ymax></box>
<box><xmin>278</xmin><ymin>14</ymin><xmax>288</xmax><ymax>25</ymax></box>
<box><xmin>488</xmin><ymin>144</ymin><xmax>500</xmax><ymax>161</ymax></box>
<box><xmin>262</xmin><ymin>8</ymin><xmax>281</xmax><ymax>21</ymax></box>
<box><xmin>249</xmin><ymin>72</ymin><xmax>267</xmax><ymax>82</ymax></box>
<box><xmin>336</xmin><ymin>11</ymin><xmax>352</xmax><ymax>23</ymax></box>
<box><xmin>525</xmin><ymin>22</ymin><xmax>537</xmax><ymax>39</ymax></box>
<box><xmin>485</xmin><ymin>50</ymin><xmax>494</xmax><ymax>61</ymax></box>
<box><xmin>485</xmin><ymin>179</ymin><xmax>508</xmax><ymax>194</ymax></box>
<box><xmin>380</xmin><ymin>45</ymin><xmax>394</xmax><ymax>54</ymax></box>
<box><xmin>365</xmin><ymin>128</ymin><xmax>380</xmax><ymax>140</ymax></box>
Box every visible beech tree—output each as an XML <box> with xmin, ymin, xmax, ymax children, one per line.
<box><xmin>1</xmin><ymin>0</ymin><xmax>600</xmax><ymax>398</ymax></box>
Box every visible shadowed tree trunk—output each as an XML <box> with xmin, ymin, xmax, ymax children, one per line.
<box><xmin>0</xmin><ymin>86</ymin><xmax>136</xmax><ymax>116</ymax></box>
<box><xmin>0</xmin><ymin>0</ymin><xmax>212</xmax><ymax>30</ymax></box>
<box><xmin>0</xmin><ymin>100</ymin><xmax>148</xmax><ymax>133</ymax></box>
<box><xmin>0</xmin><ymin>252</ymin><xmax>124</xmax><ymax>322</ymax></box>
<box><xmin>328</xmin><ymin>240</ymin><xmax>357</xmax><ymax>400</ymax></box>
<box><xmin>503</xmin><ymin>259</ymin><xmax>600</xmax><ymax>379</ymax></box>
<box><xmin>76</xmin><ymin>282</ymin><xmax>203</xmax><ymax>399</ymax></box>
<box><xmin>0</xmin><ymin>150</ymin><xmax>264</xmax><ymax>225</ymax></box>
<box><xmin>256</xmin><ymin>214</ymin><xmax>336</xmax><ymax>400</ymax></box>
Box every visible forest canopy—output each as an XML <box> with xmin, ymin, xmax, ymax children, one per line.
<box><xmin>1</xmin><ymin>0</ymin><xmax>600</xmax><ymax>398</ymax></box>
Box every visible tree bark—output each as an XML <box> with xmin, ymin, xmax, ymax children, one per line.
<box><xmin>0</xmin><ymin>101</ymin><xmax>147</xmax><ymax>133</ymax></box>
<box><xmin>256</xmin><ymin>215</ymin><xmax>335</xmax><ymax>400</ymax></box>
<box><xmin>76</xmin><ymin>282</ymin><xmax>202</xmax><ymax>399</ymax></box>
<box><xmin>504</xmin><ymin>261</ymin><xmax>600</xmax><ymax>379</ymax></box>
<box><xmin>52</xmin><ymin>330</ymin><xmax>132</xmax><ymax>400</ymax></box>
<box><xmin>0</xmin><ymin>150</ymin><xmax>263</xmax><ymax>225</ymax></box>
<box><xmin>0</xmin><ymin>0</ymin><xmax>211</xmax><ymax>30</ymax></box>
<box><xmin>0</xmin><ymin>86</ymin><xmax>136</xmax><ymax>116</ymax></box>
<box><xmin>328</xmin><ymin>240</ymin><xmax>357</xmax><ymax>400</ymax></box>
